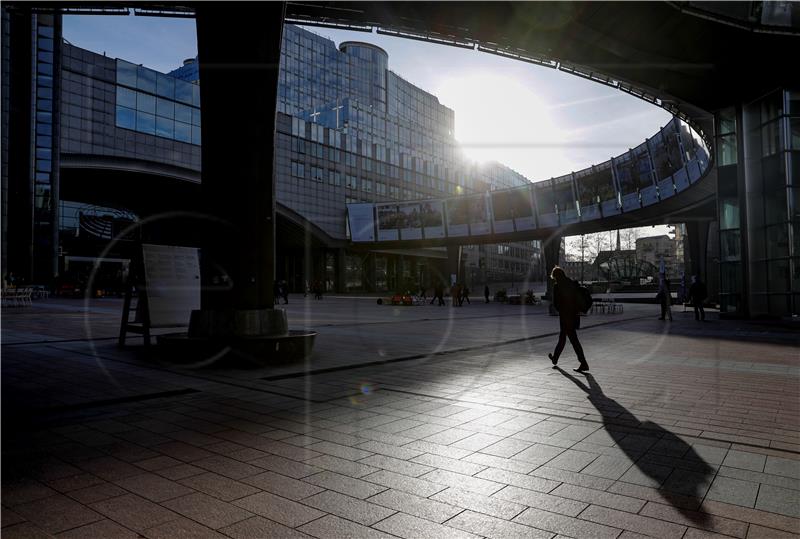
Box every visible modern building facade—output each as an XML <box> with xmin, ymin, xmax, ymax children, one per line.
<box><xmin>2</xmin><ymin>6</ymin><xmax>796</xmax><ymax>318</ymax></box>
<box><xmin>1</xmin><ymin>15</ymin><xmax>538</xmax><ymax>294</ymax></box>
<box><xmin>713</xmin><ymin>92</ymin><xmax>799</xmax><ymax>317</ymax></box>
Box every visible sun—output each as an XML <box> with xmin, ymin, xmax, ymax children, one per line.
<box><xmin>435</xmin><ymin>72</ymin><xmax>571</xmax><ymax>181</ymax></box>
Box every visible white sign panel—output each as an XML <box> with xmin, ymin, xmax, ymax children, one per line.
<box><xmin>141</xmin><ymin>244</ymin><xmax>200</xmax><ymax>327</ymax></box>
<box><xmin>347</xmin><ymin>204</ymin><xmax>376</xmax><ymax>242</ymax></box>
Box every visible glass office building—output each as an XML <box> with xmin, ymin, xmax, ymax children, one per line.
<box><xmin>170</xmin><ymin>25</ymin><xmax>539</xmax><ymax>291</ymax></box>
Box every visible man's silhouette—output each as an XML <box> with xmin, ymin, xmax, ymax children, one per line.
<box><xmin>548</xmin><ymin>266</ymin><xmax>588</xmax><ymax>372</ymax></box>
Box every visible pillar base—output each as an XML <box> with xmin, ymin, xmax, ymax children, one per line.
<box><xmin>188</xmin><ymin>308</ymin><xmax>289</xmax><ymax>338</ymax></box>
<box><xmin>157</xmin><ymin>308</ymin><xmax>316</xmax><ymax>366</ymax></box>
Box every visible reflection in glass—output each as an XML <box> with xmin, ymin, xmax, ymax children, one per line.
<box><xmin>117</xmin><ymin>60</ymin><xmax>137</xmax><ymax>87</ymax></box>
<box><xmin>156</xmin><ymin>74</ymin><xmax>175</xmax><ymax>99</ymax></box>
<box><xmin>117</xmin><ymin>87</ymin><xmax>137</xmax><ymax>109</ymax></box>
<box><xmin>136</xmin><ymin>66</ymin><xmax>156</xmax><ymax>93</ymax></box>
<box><xmin>116</xmin><ymin>106</ymin><xmax>136</xmax><ymax>129</ymax></box>
<box><xmin>136</xmin><ymin>111</ymin><xmax>156</xmax><ymax>134</ymax></box>
<box><xmin>156</xmin><ymin>117</ymin><xmax>174</xmax><ymax>138</ymax></box>
<box><xmin>535</xmin><ymin>182</ymin><xmax>555</xmax><ymax>215</ymax></box>
<box><xmin>577</xmin><ymin>165</ymin><xmax>615</xmax><ymax>207</ymax></box>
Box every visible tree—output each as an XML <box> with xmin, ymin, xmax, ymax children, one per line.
<box><xmin>618</xmin><ymin>227</ymin><xmax>644</xmax><ymax>251</ymax></box>
<box><xmin>565</xmin><ymin>232</ymin><xmax>612</xmax><ymax>281</ymax></box>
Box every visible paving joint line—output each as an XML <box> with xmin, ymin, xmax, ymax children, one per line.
<box><xmin>378</xmin><ymin>387</ymin><xmax>800</xmax><ymax>458</ymax></box>
<box><xmin>260</xmin><ymin>314</ymin><xmax>652</xmax><ymax>381</ymax></box>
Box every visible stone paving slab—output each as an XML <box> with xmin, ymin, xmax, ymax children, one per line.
<box><xmin>3</xmin><ymin>297</ymin><xmax>800</xmax><ymax>538</ymax></box>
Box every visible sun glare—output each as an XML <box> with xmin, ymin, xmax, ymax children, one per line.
<box><xmin>435</xmin><ymin>73</ymin><xmax>573</xmax><ymax>182</ymax></box>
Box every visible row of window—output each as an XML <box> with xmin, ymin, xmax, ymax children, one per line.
<box><xmin>117</xmin><ymin>59</ymin><xmax>200</xmax><ymax>107</ymax></box>
<box><xmin>115</xmin><ymin>60</ymin><xmax>201</xmax><ymax>144</ymax></box>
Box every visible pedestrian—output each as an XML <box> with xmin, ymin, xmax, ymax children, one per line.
<box><xmin>689</xmin><ymin>274</ymin><xmax>707</xmax><ymax>321</ymax></box>
<box><xmin>484</xmin><ymin>284</ymin><xmax>490</xmax><ymax>303</ymax></box>
<box><xmin>419</xmin><ymin>284</ymin><xmax>427</xmax><ymax>302</ymax></box>
<box><xmin>314</xmin><ymin>280</ymin><xmax>323</xmax><ymax>300</ymax></box>
<box><xmin>434</xmin><ymin>283</ymin><xmax>445</xmax><ymax>306</ymax></box>
<box><xmin>280</xmin><ymin>280</ymin><xmax>289</xmax><ymax>305</ymax></box>
<box><xmin>548</xmin><ymin>266</ymin><xmax>589</xmax><ymax>373</ymax></box>
<box><xmin>461</xmin><ymin>285</ymin><xmax>470</xmax><ymax>305</ymax></box>
<box><xmin>451</xmin><ymin>283</ymin><xmax>461</xmax><ymax>306</ymax></box>
<box><xmin>656</xmin><ymin>275</ymin><xmax>672</xmax><ymax>321</ymax></box>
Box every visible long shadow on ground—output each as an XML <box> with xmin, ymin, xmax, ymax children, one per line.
<box><xmin>556</xmin><ymin>368</ymin><xmax>714</xmax><ymax>526</ymax></box>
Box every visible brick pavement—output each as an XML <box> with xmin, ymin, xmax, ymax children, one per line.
<box><xmin>2</xmin><ymin>298</ymin><xmax>799</xmax><ymax>538</ymax></box>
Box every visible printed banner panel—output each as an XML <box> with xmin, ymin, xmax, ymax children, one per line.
<box><xmin>421</xmin><ymin>200</ymin><xmax>445</xmax><ymax>238</ymax></box>
<box><xmin>510</xmin><ymin>186</ymin><xmax>536</xmax><ymax>231</ymax></box>
<box><xmin>346</xmin><ymin>203</ymin><xmax>376</xmax><ymax>242</ymax></box>
<box><xmin>376</xmin><ymin>203</ymin><xmax>400</xmax><ymax>241</ymax></box>
<box><xmin>398</xmin><ymin>202</ymin><xmax>423</xmax><ymax>240</ymax></box>
<box><xmin>445</xmin><ymin>197</ymin><xmax>469</xmax><ymax>237</ymax></box>
<box><xmin>467</xmin><ymin>194</ymin><xmax>490</xmax><ymax>236</ymax></box>
<box><xmin>490</xmin><ymin>189</ymin><xmax>516</xmax><ymax>234</ymax></box>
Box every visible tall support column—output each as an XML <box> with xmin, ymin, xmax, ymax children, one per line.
<box><xmin>189</xmin><ymin>3</ymin><xmax>285</xmax><ymax>336</ymax></box>
<box><xmin>685</xmin><ymin>221</ymin><xmax>710</xmax><ymax>280</ymax></box>
<box><xmin>4</xmin><ymin>8</ymin><xmax>33</xmax><ymax>283</ymax></box>
<box><xmin>446</xmin><ymin>245</ymin><xmax>461</xmax><ymax>285</ymax></box>
<box><xmin>362</xmin><ymin>253</ymin><xmax>376</xmax><ymax>293</ymax></box>
<box><xmin>543</xmin><ymin>234</ymin><xmax>562</xmax><ymax>301</ymax></box>
<box><xmin>335</xmin><ymin>249</ymin><xmax>347</xmax><ymax>293</ymax></box>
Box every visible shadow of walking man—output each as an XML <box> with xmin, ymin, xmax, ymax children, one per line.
<box><xmin>556</xmin><ymin>368</ymin><xmax>714</xmax><ymax>526</ymax></box>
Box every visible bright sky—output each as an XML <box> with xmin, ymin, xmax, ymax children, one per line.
<box><xmin>62</xmin><ymin>14</ymin><xmax>673</xmax><ymax>239</ymax></box>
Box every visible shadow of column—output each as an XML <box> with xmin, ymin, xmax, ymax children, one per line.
<box><xmin>556</xmin><ymin>367</ymin><xmax>714</xmax><ymax>525</ymax></box>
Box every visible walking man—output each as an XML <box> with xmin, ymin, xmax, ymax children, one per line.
<box><xmin>689</xmin><ymin>274</ymin><xmax>707</xmax><ymax>321</ymax></box>
<box><xmin>548</xmin><ymin>266</ymin><xmax>589</xmax><ymax>373</ymax></box>
<box><xmin>657</xmin><ymin>275</ymin><xmax>672</xmax><ymax>321</ymax></box>
<box><xmin>484</xmin><ymin>284</ymin><xmax>490</xmax><ymax>303</ymax></box>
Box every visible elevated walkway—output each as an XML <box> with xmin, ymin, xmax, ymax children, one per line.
<box><xmin>347</xmin><ymin>117</ymin><xmax>713</xmax><ymax>249</ymax></box>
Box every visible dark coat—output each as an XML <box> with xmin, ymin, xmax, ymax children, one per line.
<box><xmin>689</xmin><ymin>281</ymin><xmax>707</xmax><ymax>302</ymax></box>
<box><xmin>553</xmin><ymin>278</ymin><xmax>580</xmax><ymax>318</ymax></box>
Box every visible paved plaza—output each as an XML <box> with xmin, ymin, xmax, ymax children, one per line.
<box><xmin>2</xmin><ymin>297</ymin><xmax>799</xmax><ymax>538</ymax></box>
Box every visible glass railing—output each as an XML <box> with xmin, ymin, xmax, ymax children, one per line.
<box><xmin>348</xmin><ymin>116</ymin><xmax>712</xmax><ymax>242</ymax></box>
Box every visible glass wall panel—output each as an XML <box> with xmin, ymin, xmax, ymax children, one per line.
<box><xmin>156</xmin><ymin>74</ymin><xmax>175</xmax><ymax>99</ymax></box>
<box><xmin>115</xmin><ymin>60</ymin><xmax>200</xmax><ymax>144</ymax></box>
<box><xmin>117</xmin><ymin>60</ymin><xmax>137</xmax><ymax>87</ymax></box>
<box><xmin>136</xmin><ymin>111</ymin><xmax>156</xmax><ymax>134</ymax></box>
<box><xmin>576</xmin><ymin>165</ymin><xmax>616</xmax><ymax>206</ymax></box>
<box><xmin>136</xmin><ymin>66</ymin><xmax>156</xmax><ymax>93</ymax></box>
<box><xmin>117</xmin><ymin>87</ymin><xmax>137</xmax><ymax>109</ymax></box>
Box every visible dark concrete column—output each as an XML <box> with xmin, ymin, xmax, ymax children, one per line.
<box><xmin>195</xmin><ymin>3</ymin><xmax>284</xmax><ymax>311</ymax></box>
<box><xmin>190</xmin><ymin>3</ymin><xmax>285</xmax><ymax>336</ymax></box>
<box><xmin>685</xmin><ymin>220</ymin><xmax>710</xmax><ymax>280</ymax></box>
<box><xmin>362</xmin><ymin>253</ymin><xmax>376</xmax><ymax>292</ymax></box>
<box><xmin>335</xmin><ymin>249</ymin><xmax>347</xmax><ymax>293</ymax></box>
<box><xmin>543</xmin><ymin>234</ymin><xmax>561</xmax><ymax>301</ymax></box>
<box><xmin>4</xmin><ymin>8</ymin><xmax>34</xmax><ymax>283</ymax></box>
<box><xmin>446</xmin><ymin>245</ymin><xmax>461</xmax><ymax>285</ymax></box>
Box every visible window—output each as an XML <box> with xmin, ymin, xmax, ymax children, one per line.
<box><xmin>117</xmin><ymin>87</ymin><xmax>137</xmax><ymax>109</ymax></box>
<box><xmin>156</xmin><ymin>74</ymin><xmax>175</xmax><ymax>99</ymax></box>
<box><xmin>156</xmin><ymin>117</ymin><xmax>174</xmax><ymax>138</ymax></box>
<box><xmin>115</xmin><ymin>60</ymin><xmax>201</xmax><ymax>144</ymax></box>
<box><xmin>136</xmin><ymin>111</ymin><xmax>156</xmax><ymax>135</ymax></box>
<box><xmin>174</xmin><ymin>121</ymin><xmax>191</xmax><ymax>143</ymax></box>
<box><xmin>117</xmin><ymin>105</ymin><xmax>136</xmax><ymax>129</ymax></box>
